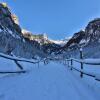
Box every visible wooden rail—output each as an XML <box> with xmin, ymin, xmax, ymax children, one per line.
<box><xmin>0</xmin><ymin>53</ymin><xmax>40</xmax><ymax>74</ymax></box>
<box><xmin>0</xmin><ymin>53</ymin><xmax>39</xmax><ymax>64</ymax></box>
<box><xmin>66</xmin><ymin>58</ymin><xmax>100</xmax><ymax>81</ymax></box>
<box><xmin>71</xmin><ymin>58</ymin><xmax>100</xmax><ymax>65</ymax></box>
<box><xmin>0</xmin><ymin>70</ymin><xmax>26</xmax><ymax>74</ymax></box>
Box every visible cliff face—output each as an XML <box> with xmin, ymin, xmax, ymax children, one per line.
<box><xmin>85</xmin><ymin>18</ymin><xmax>100</xmax><ymax>42</ymax></box>
<box><xmin>63</xmin><ymin>30</ymin><xmax>85</xmax><ymax>49</ymax></box>
<box><xmin>0</xmin><ymin>3</ymin><xmax>22</xmax><ymax>37</ymax></box>
<box><xmin>61</xmin><ymin>18</ymin><xmax>100</xmax><ymax>59</ymax></box>
<box><xmin>63</xmin><ymin>18</ymin><xmax>100</xmax><ymax>50</ymax></box>
<box><xmin>0</xmin><ymin>3</ymin><xmax>22</xmax><ymax>54</ymax></box>
<box><xmin>0</xmin><ymin>3</ymin><xmax>46</xmax><ymax>58</ymax></box>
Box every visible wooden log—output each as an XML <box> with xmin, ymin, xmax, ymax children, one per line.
<box><xmin>0</xmin><ymin>53</ymin><xmax>39</xmax><ymax>64</ymax></box>
<box><xmin>14</xmin><ymin>60</ymin><xmax>23</xmax><ymax>70</ymax></box>
<box><xmin>70</xmin><ymin>59</ymin><xmax>73</xmax><ymax>70</ymax></box>
<box><xmin>80</xmin><ymin>48</ymin><xmax>83</xmax><ymax>78</ymax></box>
<box><xmin>0</xmin><ymin>70</ymin><xmax>26</xmax><ymax>74</ymax></box>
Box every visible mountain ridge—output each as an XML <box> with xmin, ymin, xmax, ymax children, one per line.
<box><xmin>0</xmin><ymin>2</ymin><xmax>100</xmax><ymax>58</ymax></box>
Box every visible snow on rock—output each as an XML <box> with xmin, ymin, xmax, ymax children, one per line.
<box><xmin>79</xmin><ymin>39</ymin><xmax>86</xmax><ymax>44</ymax></box>
<box><xmin>0</xmin><ymin>28</ymin><xmax>2</xmax><ymax>32</ymax></box>
<box><xmin>49</xmin><ymin>39</ymin><xmax>68</xmax><ymax>46</ymax></box>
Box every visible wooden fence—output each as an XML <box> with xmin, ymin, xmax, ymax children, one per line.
<box><xmin>1</xmin><ymin>52</ymin><xmax>100</xmax><ymax>82</ymax></box>
<box><xmin>66</xmin><ymin>58</ymin><xmax>100</xmax><ymax>81</ymax></box>
<box><xmin>0</xmin><ymin>53</ymin><xmax>40</xmax><ymax>74</ymax></box>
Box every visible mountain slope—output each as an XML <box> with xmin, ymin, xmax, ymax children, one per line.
<box><xmin>0</xmin><ymin>3</ymin><xmax>47</xmax><ymax>59</ymax></box>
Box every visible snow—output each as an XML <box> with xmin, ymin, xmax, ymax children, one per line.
<box><xmin>71</xmin><ymin>58</ymin><xmax>100</xmax><ymax>65</ymax></box>
<box><xmin>80</xmin><ymin>39</ymin><xmax>86</xmax><ymax>44</ymax></box>
<box><xmin>0</xmin><ymin>57</ymin><xmax>17</xmax><ymax>71</ymax></box>
<box><xmin>22</xmin><ymin>38</ymin><xmax>26</xmax><ymax>43</ymax></box>
<box><xmin>49</xmin><ymin>39</ymin><xmax>68</xmax><ymax>46</ymax></box>
<box><xmin>83</xmin><ymin>59</ymin><xmax>100</xmax><ymax>64</ymax></box>
<box><xmin>0</xmin><ymin>28</ymin><xmax>2</xmax><ymax>32</ymax></box>
<box><xmin>0</xmin><ymin>54</ymin><xmax>100</xmax><ymax>100</ymax></box>
<box><xmin>95</xmin><ymin>74</ymin><xmax>100</xmax><ymax>80</ymax></box>
<box><xmin>6</xmin><ymin>28</ymin><xmax>21</xmax><ymax>39</ymax></box>
<box><xmin>22</xmin><ymin>29</ymin><xmax>30</xmax><ymax>34</ymax></box>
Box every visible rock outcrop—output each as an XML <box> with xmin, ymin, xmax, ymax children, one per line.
<box><xmin>85</xmin><ymin>18</ymin><xmax>100</xmax><ymax>42</ymax></box>
<box><xmin>63</xmin><ymin>18</ymin><xmax>100</xmax><ymax>51</ymax></box>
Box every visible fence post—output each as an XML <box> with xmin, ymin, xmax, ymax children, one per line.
<box><xmin>67</xmin><ymin>60</ymin><xmax>69</xmax><ymax>67</ymax></box>
<box><xmin>37</xmin><ymin>59</ymin><xmax>40</xmax><ymax>68</ymax></box>
<box><xmin>70</xmin><ymin>59</ymin><xmax>73</xmax><ymax>70</ymax></box>
<box><xmin>65</xmin><ymin>59</ymin><xmax>67</xmax><ymax>65</ymax></box>
<box><xmin>14</xmin><ymin>60</ymin><xmax>23</xmax><ymax>70</ymax></box>
<box><xmin>80</xmin><ymin>48</ymin><xmax>83</xmax><ymax>78</ymax></box>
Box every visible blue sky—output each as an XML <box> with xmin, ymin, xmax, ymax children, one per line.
<box><xmin>0</xmin><ymin>0</ymin><xmax>100</xmax><ymax>39</ymax></box>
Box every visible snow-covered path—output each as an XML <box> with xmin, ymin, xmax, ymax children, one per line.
<box><xmin>0</xmin><ymin>62</ymin><xmax>99</xmax><ymax>100</ymax></box>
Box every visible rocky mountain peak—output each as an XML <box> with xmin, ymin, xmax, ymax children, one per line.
<box><xmin>0</xmin><ymin>2</ymin><xmax>22</xmax><ymax>38</ymax></box>
<box><xmin>11</xmin><ymin>14</ymin><xmax>19</xmax><ymax>25</ymax></box>
<box><xmin>63</xmin><ymin>30</ymin><xmax>85</xmax><ymax>49</ymax></box>
<box><xmin>62</xmin><ymin>18</ymin><xmax>100</xmax><ymax>51</ymax></box>
<box><xmin>85</xmin><ymin>18</ymin><xmax>100</xmax><ymax>42</ymax></box>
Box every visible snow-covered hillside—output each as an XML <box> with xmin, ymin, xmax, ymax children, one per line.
<box><xmin>0</xmin><ymin>53</ymin><xmax>100</xmax><ymax>100</ymax></box>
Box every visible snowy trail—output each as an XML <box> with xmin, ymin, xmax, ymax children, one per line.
<box><xmin>0</xmin><ymin>62</ymin><xmax>99</xmax><ymax>100</ymax></box>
